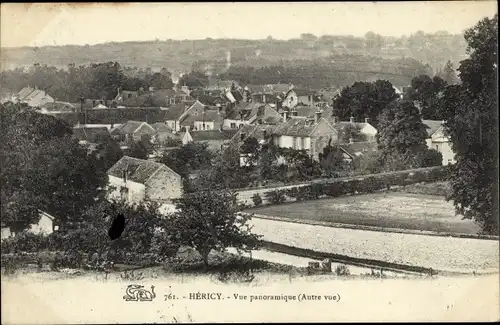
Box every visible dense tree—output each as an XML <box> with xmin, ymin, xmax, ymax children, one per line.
<box><xmin>441</xmin><ymin>14</ymin><xmax>498</xmax><ymax>234</ymax></box>
<box><xmin>160</xmin><ymin>142</ymin><xmax>213</xmax><ymax>179</ymax></box>
<box><xmin>407</xmin><ymin>74</ymin><xmax>448</xmax><ymax>119</ymax></box>
<box><xmin>340</xmin><ymin>123</ymin><xmax>366</xmax><ymax>143</ymax></box>
<box><xmin>0</xmin><ymin>103</ymin><xmax>107</xmax><ymax>230</ymax></box>
<box><xmin>333</xmin><ymin>80</ymin><xmax>399</xmax><ymax>126</ymax></box>
<box><xmin>167</xmin><ymin>189</ymin><xmax>261</xmax><ymax>269</ymax></box>
<box><xmin>96</xmin><ymin>135</ymin><xmax>124</xmax><ymax>170</ymax></box>
<box><xmin>318</xmin><ymin>141</ymin><xmax>345</xmax><ymax>177</ymax></box>
<box><xmin>128</xmin><ymin>138</ymin><xmax>151</xmax><ymax>160</ymax></box>
<box><xmin>376</xmin><ymin>100</ymin><xmax>430</xmax><ymax>171</ymax></box>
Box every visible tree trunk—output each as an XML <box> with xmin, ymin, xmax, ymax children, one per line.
<box><xmin>202</xmin><ymin>251</ymin><xmax>209</xmax><ymax>271</ymax></box>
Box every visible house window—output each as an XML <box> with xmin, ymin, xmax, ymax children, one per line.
<box><xmin>230</xmin><ymin>123</ymin><xmax>236</xmax><ymax>129</ymax></box>
<box><xmin>301</xmin><ymin>137</ymin><xmax>306</xmax><ymax>149</ymax></box>
<box><xmin>293</xmin><ymin>137</ymin><xmax>298</xmax><ymax>149</ymax></box>
<box><xmin>435</xmin><ymin>145</ymin><xmax>439</xmax><ymax>151</ymax></box>
<box><xmin>120</xmin><ymin>186</ymin><xmax>129</xmax><ymax>200</ymax></box>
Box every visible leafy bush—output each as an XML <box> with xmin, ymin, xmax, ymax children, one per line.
<box><xmin>264</xmin><ymin>189</ymin><xmax>287</xmax><ymax>204</ymax></box>
<box><xmin>258</xmin><ymin>167</ymin><xmax>449</xmax><ymax>206</ymax></box>
<box><xmin>0</xmin><ymin>232</ymin><xmax>50</xmax><ymax>254</ymax></box>
<box><xmin>251</xmin><ymin>193</ymin><xmax>263</xmax><ymax>207</ymax></box>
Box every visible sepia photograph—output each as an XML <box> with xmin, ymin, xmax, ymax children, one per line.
<box><xmin>0</xmin><ymin>2</ymin><xmax>499</xmax><ymax>323</ymax></box>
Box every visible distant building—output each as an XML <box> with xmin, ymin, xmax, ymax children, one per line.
<box><xmin>181</xmin><ymin>128</ymin><xmax>238</xmax><ymax>152</ymax></box>
<box><xmin>13</xmin><ymin>86</ymin><xmax>55</xmax><ymax>107</ymax></box>
<box><xmin>329</xmin><ymin>116</ymin><xmax>378</xmax><ymax>143</ymax></box>
<box><xmin>110</xmin><ymin>120</ymin><xmax>156</xmax><ymax>143</ymax></box>
<box><xmin>423</xmin><ymin>120</ymin><xmax>455</xmax><ymax>166</ymax></box>
<box><xmin>179</xmin><ymin>100</ymin><xmax>224</xmax><ymax>131</ymax></box>
<box><xmin>223</xmin><ymin>102</ymin><xmax>282</xmax><ymax>129</ymax></box>
<box><xmin>107</xmin><ymin>156</ymin><xmax>183</xmax><ymax>204</ymax></box>
<box><xmin>282</xmin><ymin>88</ymin><xmax>316</xmax><ymax>109</ymax></box>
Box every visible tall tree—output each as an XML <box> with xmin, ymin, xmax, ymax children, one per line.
<box><xmin>167</xmin><ymin>189</ymin><xmax>261</xmax><ymax>269</ymax></box>
<box><xmin>437</xmin><ymin>60</ymin><xmax>460</xmax><ymax>85</ymax></box>
<box><xmin>442</xmin><ymin>14</ymin><xmax>498</xmax><ymax>234</ymax></box>
<box><xmin>407</xmin><ymin>74</ymin><xmax>448</xmax><ymax>120</ymax></box>
<box><xmin>376</xmin><ymin>100</ymin><xmax>429</xmax><ymax>171</ymax></box>
<box><xmin>333</xmin><ymin>80</ymin><xmax>399</xmax><ymax>126</ymax></box>
<box><xmin>0</xmin><ymin>103</ymin><xmax>107</xmax><ymax>230</ymax></box>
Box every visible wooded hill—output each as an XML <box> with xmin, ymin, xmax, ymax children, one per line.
<box><xmin>1</xmin><ymin>31</ymin><xmax>467</xmax><ymax>83</ymax></box>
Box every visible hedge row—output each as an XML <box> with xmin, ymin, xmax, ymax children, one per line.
<box><xmin>255</xmin><ymin>166</ymin><xmax>450</xmax><ymax>206</ymax></box>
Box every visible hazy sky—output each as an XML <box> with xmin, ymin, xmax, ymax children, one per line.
<box><xmin>1</xmin><ymin>2</ymin><xmax>498</xmax><ymax>48</ymax></box>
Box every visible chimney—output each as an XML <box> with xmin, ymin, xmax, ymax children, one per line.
<box><xmin>350</xmin><ymin>116</ymin><xmax>355</xmax><ymax>123</ymax></box>
<box><xmin>283</xmin><ymin>111</ymin><xmax>289</xmax><ymax>122</ymax></box>
<box><xmin>364</xmin><ymin>117</ymin><xmax>369</xmax><ymax>124</ymax></box>
<box><xmin>315</xmin><ymin>111</ymin><xmax>322</xmax><ymax>123</ymax></box>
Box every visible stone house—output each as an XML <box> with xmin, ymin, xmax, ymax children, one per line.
<box><xmin>272</xmin><ymin>112</ymin><xmax>339</xmax><ymax>160</ymax></box>
<box><xmin>423</xmin><ymin>120</ymin><xmax>455</xmax><ymax>166</ymax></box>
<box><xmin>107</xmin><ymin>156</ymin><xmax>183</xmax><ymax>204</ymax></box>
<box><xmin>179</xmin><ymin>100</ymin><xmax>224</xmax><ymax>131</ymax></box>
<box><xmin>282</xmin><ymin>88</ymin><xmax>316</xmax><ymax>109</ymax></box>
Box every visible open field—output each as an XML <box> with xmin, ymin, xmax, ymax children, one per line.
<box><xmin>246</xmin><ymin>192</ymin><xmax>480</xmax><ymax>235</ymax></box>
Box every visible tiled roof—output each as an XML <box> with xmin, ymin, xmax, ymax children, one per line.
<box><xmin>235</xmin><ymin>124</ymin><xmax>277</xmax><ymax>142</ymax></box>
<box><xmin>226</xmin><ymin>102</ymin><xmax>264</xmax><ymax>120</ymax></box>
<box><xmin>110</xmin><ymin>121</ymin><xmax>150</xmax><ymax>135</ymax></box>
<box><xmin>164</xmin><ymin>103</ymin><xmax>187</xmax><ymax>120</ymax></box>
<box><xmin>107</xmin><ymin>156</ymin><xmax>177</xmax><ymax>184</ymax></box>
<box><xmin>422</xmin><ymin>120</ymin><xmax>443</xmax><ymax>137</ymax></box>
<box><xmin>291</xmin><ymin>88</ymin><xmax>315</xmax><ymax>96</ymax></box>
<box><xmin>151</xmin><ymin>122</ymin><xmax>173</xmax><ymax>133</ymax></box>
<box><xmin>41</xmin><ymin>101</ymin><xmax>76</xmax><ymax>112</ymax></box>
<box><xmin>292</xmin><ymin>105</ymin><xmax>317</xmax><ymax>118</ymax></box>
<box><xmin>181</xmin><ymin>109</ymin><xmax>223</xmax><ymax>125</ymax></box>
<box><xmin>73</xmin><ymin>126</ymin><xmax>109</xmax><ymax>142</ymax></box>
<box><xmin>274</xmin><ymin>117</ymin><xmax>328</xmax><ymax>137</ymax></box>
<box><xmin>189</xmin><ymin>129</ymin><xmax>239</xmax><ymax>141</ymax></box>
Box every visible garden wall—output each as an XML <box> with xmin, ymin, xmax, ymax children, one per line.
<box><xmin>237</xmin><ymin>166</ymin><xmax>450</xmax><ymax>207</ymax></box>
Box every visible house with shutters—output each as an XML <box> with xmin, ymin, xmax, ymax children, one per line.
<box><xmin>107</xmin><ymin>156</ymin><xmax>183</xmax><ymax>204</ymax></box>
<box><xmin>423</xmin><ymin>120</ymin><xmax>455</xmax><ymax>166</ymax></box>
<box><xmin>272</xmin><ymin>112</ymin><xmax>339</xmax><ymax>160</ymax></box>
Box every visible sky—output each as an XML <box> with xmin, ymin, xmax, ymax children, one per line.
<box><xmin>1</xmin><ymin>2</ymin><xmax>498</xmax><ymax>48</ymax></box>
